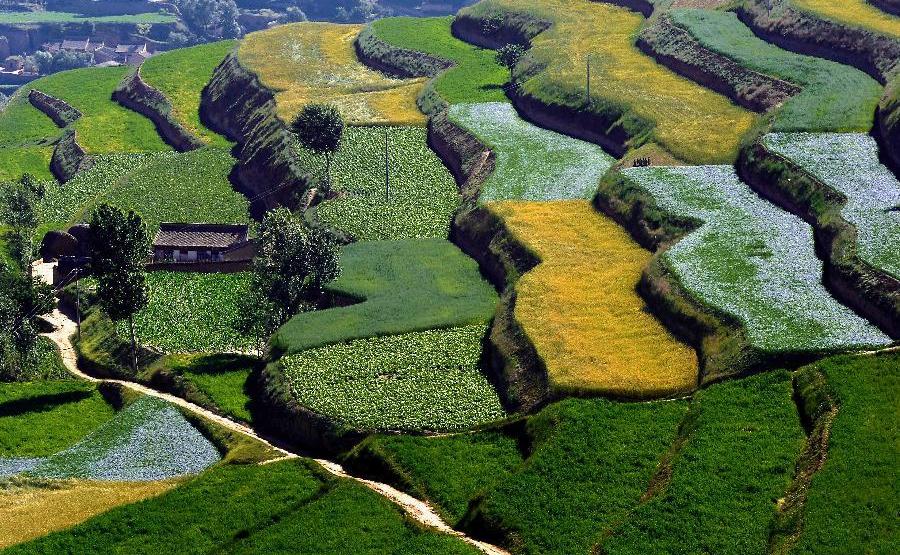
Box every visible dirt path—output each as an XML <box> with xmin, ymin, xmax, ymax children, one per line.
<box><xmin>35</xmin><ymin>261</ymin><xmax>509</xmax><ymax>555</ymax></box>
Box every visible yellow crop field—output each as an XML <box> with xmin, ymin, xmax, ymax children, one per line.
<box><xmin>239</xmin><ymin>22</ymin><xmax>426</xmax><ymax>125</ymax></box>
<box><xmin>490</xmin><ymin>200</ymin><xmax>698</xmax><ymax>398</ymax></box>
<box><xmin>0</xmin><ymin>479</ymin><xmax>178</xmax><ymax>548</ymax></box>
<box><xmin>792</xmin><ymin>0</ymin><xmax>900</xmax><ymax>38</ymax></box>
<box><xmin>468</xmin><ymin>0</ymin><xmax>755</xmax><ymax>163</ymax></box>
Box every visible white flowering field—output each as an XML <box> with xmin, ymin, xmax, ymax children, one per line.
<box><xmin>622</xmin><ymin>165</ymin><xmax>891</xmax><ymax>353</ymax></box>
<box><xmin>0</xmin><ymin>396</ymin><xmax>220</xmax><ymax>481</ymax></box>
<box><xmin>282</xmin><ymin>325</ymin><xmax>506</xmax><ymax>432</ymax></box>
<box><xmin>762</xmin><ymin>133</ymin><xmax>900</xmax><ymax>280</ymax></box>
<box><xmin>448</xmin><ymin>102</ymin><xmax>615</xmax><ymax>201</ymax></box>
<box><xmin>298</xmin><ymin>126</ymin><xmax>459</xmax><ymax>241</ymax></box>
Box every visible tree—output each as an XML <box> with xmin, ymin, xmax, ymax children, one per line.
<box><xmin>291</xmin><ymin>104</ymin><xmax>344</xmax><ymax>189</ymax></box>
<box><xmin>236</xmin><ymin>209</ymin><xmax>340</xmax><ymax>348</ymax></box>
<box><xmin>0</xmin><ymin>268</ymin><xmax>54</xmax><ymax>380</ymax></box>
<box><xmin>496</xmin><ymin>43</ymin><xmax>525</xmax><ymax>81</ymax></box>
<box><xmin>89</xmin><ymin>204</ymin><xmax>151</xmax><ymax>373</ymax></box>
<box><xmin>1</xmin><ymin>173</ymin><xmax>43</xmax><ymax>272</ymax></box>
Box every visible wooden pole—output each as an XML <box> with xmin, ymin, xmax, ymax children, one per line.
<box><xmin>75</xmin><ymin>269</ymin><xmax>81</xmax><ymax>340</ymax></box>
<box><xmin>384</xmin><ymin>127</ymin><xmax>390</xmax><ymax>201</ymax></box>
<box><xmin>586</xmin><ymin>56</ymin><xmax>591</xmax><ymax>107</ymax></box>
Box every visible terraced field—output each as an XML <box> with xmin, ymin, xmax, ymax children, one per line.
<box><xmin>489</xmin><ymin>200</ymin><xmax>698</xmax><ymax>398</ymax></box>
<box><xmin>140</xmin><ymin>41</ymin><xmax>237</xmax><ymax>147</ymax></box>
<box><xmin>618</xmin><ymin>165</ymin><xmax>890</xmax><ymax>352</ymax></box>
<box><xmin>448</xmin><ymin>102</ymin><xmax>615</xmax><ymax>200</ymax></box>
<box><xmin>669</xmin><ymin>9</ymin><xmax>882</xmax><ymax>131</ymax></box>
<box><xmin>791</xmin><ymin>0</ymin><xmax>900</xmax><ymax>37</ymax></box>
<box><xmin>239</xmin><ymin>22</ymin><xmax>426</xmax><ymax>124</ymax></box>
<box><xmin>298</xmin><ymin>126</ymin><xmax>459</xmax><ymax>240</ymax></box>
<box><xmin>460</xmin><ymin>0</ymin><xmax>756</xmax><ymax>163</ymax></box>
<box><xmin>0</xmin><ymin>88</ymin><xmax>62</xmax><ymax>181</ymax></box>
<box><xmin>762</xmin><ymin>133</ymin><xmax>900</xmax><ymax>280</ymax></box>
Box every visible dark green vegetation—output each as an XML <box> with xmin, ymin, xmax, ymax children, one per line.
<box><xmin>158</xmin><ymin>354</ymin><xmax>256</xmax><ymax>423</ymax></box>
<box><xmin>670</xmin><ymin>9</ymin><xmax>882</xmax><ymax>132</ymax></box>
<box><xmin>0</xmin><ymin>90</ymin><xmax>60</xmax><ymax>181</ymax></box>
<box><xmin>600</xmin><ymin>371</ymin><xmax>804</xmax><ymax>554</ymax></box>
<box><xmin>6</xmin><ymin>460</ymin><xmax>478</xmax><ymax>554</ymax></box>
<box><xmin>788</xmin><ymin>352</ymin><xmax>899</xmax><ymax>554</ymax></box>
<box><xmin>367</xmin><ymin>16</ymin><xmax>508</xmax><ymax>104</ymax></box>
<box><xmin>344</xmin><ymin>431</ymin><xmax>523</xmax><ymax>525</ymax></box>
<box><xmin>0</xmin><ymin>381</ymin><xmax>114</xmax><ymax>457</ymax></box>
<box><xmin>272</xmin><ymin>239</ymin><xmax>498</xmax><ymax>355</ymax></box>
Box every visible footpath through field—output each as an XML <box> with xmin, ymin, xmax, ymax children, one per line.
<box><xmin>33</xmin><ymin>261</ymin><xmax>509</xmax><ymax>555</ymax></box>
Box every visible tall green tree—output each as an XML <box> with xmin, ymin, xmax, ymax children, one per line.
<box><xmin>1</xmin><ymin>173</ymin><xmax>44</xmax><ymax>273</ymax></box>
<box><xmin>291</xmin><ymin>104</ymin><xmax>344</xmax><ymax>189</ymax></box>
<box><xmin>0</xmin><ymin>267</ymin><xmax>54</xmax><ymax>381</ymax></box>
<box><xmin>496</xmin><ymin>43</ymin><xmax>525</xmax><ymax>82</ymax></box>
<box><xmin>89</xmin><ymin>204</ymin><xmax>151</xmax><ymax>373</ymax></box>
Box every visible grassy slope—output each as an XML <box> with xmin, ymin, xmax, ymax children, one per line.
<box><xmin>0</xmin><ymin>11</ymin><xmax>177</xmax><ymax>23</ymax></box>
<box><xmin>31</xmin><ymin>66</ymin><xmax>170</xmax><ymax>154</ymax></box>
<box><xmin>140</xmin><ymin>41</ymin><xmax>237</xmax><ymax>148</ymax></box>
<box><xmin>6</xmin><ymin>460</ymin><xmax>478</xmax><ymax>554</ymax></box>
<box><xmin>489</xmin><ymin>200</ymin><xmax>698</xmax><ymax>397</ymax></box>
<box><xmin>602</xmin><ymin>371</ymin><xmax>805</xmax><ymax>554</ymax></box>
<box><xmin>471</xmin><ymin>398</ymin><xmax>688</xmax><ymax>555</ymax></box>
<box><xmin>370</xmin><ymin>16</ymin><xmax>508</xmax><ymax>104</ymax></box>
<box><xmin>791</xmin><ymin>352</ymin><xmax>899</xmax><ymax>554</ymax></box>
<box><xmin>670</xmin><ymin>9</ymin><xmax>882</xmax><ymax>132</ymax></box>
<box><xmin>0</xmin><ymin>381</ymin><xmax>115</xmax><ymax>458</ymax></box>
<box><xmin>160</xmin><ymin>354</ymin><xmax>256</xmax><ymax>423</ymax></box>
<box><xmin>272</xmin><ymin>238</ymin><xmax>498</xmax><ymax>355</ymax></box>
<box><xmin>0</xmin><ymin>88</ymin><xmax>60</xmax><ymax>181</ymax></box>
<box><xmin>790</xmin><ymin>0</ymin><xmax>900</xmax><ymax>38</ymax></box>
<box><xmin>239</xmin><ymin>22</ymin><xmax>426</xmax><ymax>124</ymax></box>
<box><xmin>463</xmin><ymin>0</ymin><xmax>755</xmax><ymax>163</ymax></box>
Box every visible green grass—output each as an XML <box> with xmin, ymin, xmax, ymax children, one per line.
<box><xmin>600</xmin><ymin>371</ymin><xmax>805</xmax><ymax>554</ymax></box>
<box><xmin>39</xmin><ymin>148</ymin><xmax>249</xmax><ymax>234</ymax></box>
<box><xmin>272</xmin><ymin>238</ymin><xmax>498</xmax><ymax>355</ymax></box>
<box><xmin>140</xmin><ymin>41</ymin><xmax>236</xmax><ymax>148</ymax></box>
<box><xmin>301</xmin><ymin>126</ymin><xmax>459</xmax><ymax>241</ymax></box>
<box><xmin>0</xmin><ymin>145</ymin><xmax>54</xmax><ymax>182</ymax></box>
<box><xmin>370</xmin><ymin>16</ymin><xmax>508</xmax><ymax>104</ymax></box>
<box><xmin>0</xmin><ymin>381</ymin><xmax>115</xmax><ymax>458</ymax></box>
<box><xmin>344</xmin><ymin>431</ymin><xmax>523</xmax><ymax>525</ymax></box>
<box><xmin>30</xmin><ymin>66</ymin><xmax>170</xmax><ymax>154</ymax></box>
<box><xmin>0</xmin><ymin>88</ymin><xmax>61</xmax><ymax>181</ymax></box>
<box><xmin>281</xmin><ymin>325</ymin><xmax>506</xmax><ymax>432</ymax></box>
<box><xmin>162</xmin><ymin>354</ymin><xmax>256</xmax><ymax>423</ymax></box>
<box><xmin>671</xmin><ymin>9</ymin><xmax>882</xmax><ymax>132</ymax></box>
<box><xmin>790</xmin><ymin>352</ymin><xmax>899</xmax><ymax>554</ymax></box>
<box><xmin>0</xmin><ymin>10</ymin><xmax>177</xmax><ymax>23</ymax></box>
<box><xmin>469</xmin><ymin>397</ymin><xmax>688</xmax><ymax>555</ymax></box>
<box><xmin>6</xmin><ymin>460</ymin><xmax>478</xmax><ymax>554</ymax></box>
<box><xmin>8</xmin><ymin>337</ymin><xmax>70</xmax><ymax>382</ymax></box>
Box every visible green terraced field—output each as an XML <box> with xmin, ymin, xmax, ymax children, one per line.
<box><xmin>368</xmin><ymin>16</ymin><xmax>508</xmax><ymax>104</ymax></box>
<box><xmin>29</xmin><ymin>67</ymin><xmax>170</xmax><ymax>154</ymax></box>
<box><xmin>301</xmin><ymin>126</ymin><xmax>459</xmax><ymax>241</ymax></box>
<box><xmin>0</xmin><ymin>11</ymin><xmax>177</xmax><ymax>23</ymax></box>
<box><xmin>160</xmin><ymin>354</ymin><xmax>257</xmax><ymax>423</ymax></box>
<box><xmin>616</xmin><ymin>165</ymin><xmax>890</xmax><ymax>353</ymax></box>
<box><xmin>670</xmin><ymin>9</ymin><xmax>882</xmax><ymax>132</ymax></box>
<box><xmin>0</xmin><ymin>88</ymin><xmax>62</xmax><ymax>181</ymax></box>
<box><xmin>140</xmin><ymin>41</ymin><xmax>237</xmax><ymax>147</ymax></box>
<box><xmin>448</xmin><ymin>102</ymin><xmax>614</xmax><ymax>200</ymax></box>
<box><xmin>272</xmin><ymin>239</ymin><xmax>498</xmax><ymax>355</ymax></box>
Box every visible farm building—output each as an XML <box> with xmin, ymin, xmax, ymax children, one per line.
<box><xmin>151</xmin><ymin>223</ymin><xmax>255</xmax><ymax>265</ymax></box>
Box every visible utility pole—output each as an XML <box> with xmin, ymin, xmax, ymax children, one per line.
<box><xmin>586</xmin><ymin>55</ymin><xmax>591</xmax><ymax>107</ymax></box>
<box><xmin>384</xmin><ymin>127</ymin><xmax>390</xmax><ymax>201</ymax></box>
<box><xmin>74</xmin><ymin>267</ymin><xmax>81</xmax><ymax>341</ymax></box>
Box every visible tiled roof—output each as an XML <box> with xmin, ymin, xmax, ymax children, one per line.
<box><xmin>153</xmin><ymin>223</ymin><xmax>249</xmax><ymax>249</ymax></box>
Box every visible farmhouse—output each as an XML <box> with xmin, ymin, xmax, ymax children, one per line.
<box><xmin>151</xmin><ymin>223</ymin><xmax>255</xmax><ymax>264</ymax></box>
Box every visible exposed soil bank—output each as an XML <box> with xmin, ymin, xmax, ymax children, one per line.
<box><xmin>28</xmin><ymin>89</ymin><xmax>81</xmax><ymax>127</ymax></box>
<box><xmin>638</xmin><ymin>15</ymin><xmax>800</xmax><ymax>113</ymax></box>
<box><xmin>870</xmin><ymin>0</ymin><xmax>900</xmax><ymax>17</ymax></box>
<box><xmin>737</xmin><ymin>0</ymin><xmax>900</xmax><ymax>84</ymax></box>
<box><xmin>738</xmin><ymin>141</ymin><xmax>900</xmax><ymax>338</ymax></box>
<box><xmin>113</xmin><ymin>67</ymin><xmax>204</xmax><ymax>152</ymax></box>
<box><xmin>354</xmin><ymin>24</ymin><xmax>452</xmax><ymax>80</ymax></box>
<box><xmin>200</xmin><ymin>52</ymin><xmax>312</xmax><ymax>216</ymax></box>
<box><xmin>50</xmin><ymin>129</ymin><xmax>93</xmax><ymax>182</ymax></box>
<box><xmin>877</xmin><ymin>74</ymin><xmax>900</xmax><ymax>170</ymax></box>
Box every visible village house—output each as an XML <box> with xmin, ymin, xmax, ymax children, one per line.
<box><xmin>151</xmin><ymin>223</ymin><xmax>256</xmax><ymax>267</ymax></box>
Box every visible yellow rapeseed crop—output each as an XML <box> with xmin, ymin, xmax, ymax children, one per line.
<box><xmin>792</xmin><ymin>0</ymin><xmax>900</xmax><ymax>38</ymax></box>
<box><xmin>470</xmin><ymin>0</ymin><xmax>756</xmax><ymax>163</ymax></box>
<box><xmin>490</xmin><ymin>200</ymin><xmax>698</xmax><ymax>398</ymax></box>
<box><xmin>0</xmin><ymin>480</ymin><xmax>178</xmax><ymax>548</ymax></box>
<box><xmin>239</xmin><ymin>22</ymin><xmax>427</xmax><ymax>125</ymax></box>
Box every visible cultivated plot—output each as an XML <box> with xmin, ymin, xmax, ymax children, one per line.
<box><xmin>762</xmin><ymin>133</ymin><xmax>900</xmax><ymax>280</ymax></box>
<box><xmin>489</xmin><ymin>200</ymin><xmax>698</xmax><ymax>398</ymax></box>
<box><xmin>448</xmin><ymin>102</ymin><xmax>615</xmax><ymax>201</ymax></box>
<box><xmin>0</xmin><ymin>88</ymin><xmax>62</xmax><ymax>181</ymax></box>
<box><xmin>239</xmin><ymin>22</ymin><xmax>426</xmax><ymax>124</ymax></box>
<box><xmin>790</xmin><ymin>0</ymin><xmax>900</xmax><ymax>37</ymax></box>
<box><xmin>620</xmin><ymin>165</ymin><xmax>891</xmax><ymax>352</ymax></box>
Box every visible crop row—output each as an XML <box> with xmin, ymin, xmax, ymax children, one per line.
<box><xmin>281</xmin><ymin>325</ymin><xmax>506</xmax><ymax>432</ymax></box>
<box><xmin>761</xmin><ymin>132</ymin><xmax>900</xmax><ymax>280</ymax></box>
<box><xmin>619</xmin><ymin>165</ymin><xmax>891</xmax><ymax>352</ymax></box>
<box><xmin>239</xmin><ymin>22</ymin><xmax>426</xmax><ymax>125</ymax></box>
<box><xmin>299</xmin><ymin>126</ymin><xmax>459</xmax><ymax>240</ymax></box>
<box><xmin>448</xmin><ymin>102</ymin><xmax>614</xmax><ymax>201</ymax></box>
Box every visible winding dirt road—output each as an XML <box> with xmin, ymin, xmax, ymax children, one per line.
<box><xmin>35</xmin><ymin>261</ymin><xmax>508</xmax><ymax>555</ymax></box>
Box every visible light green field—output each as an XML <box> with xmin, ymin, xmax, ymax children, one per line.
<box><xmin>0</xmin><ymin>11</ymin><xmax>177</xmax><ymax>24</ymax></box>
